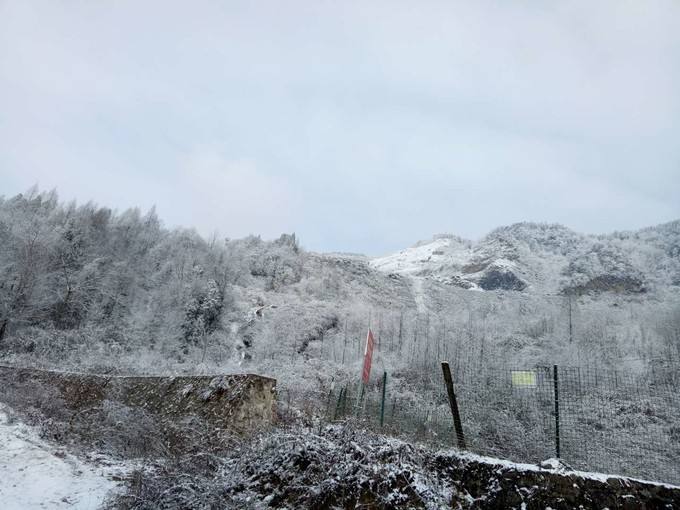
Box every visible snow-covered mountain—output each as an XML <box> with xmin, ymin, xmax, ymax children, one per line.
<box><xmin>371</xmin><ymin>221</ymin><xmax>680</xmax><ymax>295</ymax></box>
<box><xmin>1</xmin><ymin>190</ymin><xmax>678</xmax><ymax>377</ymax></box>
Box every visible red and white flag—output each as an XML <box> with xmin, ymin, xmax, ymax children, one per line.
<box><xmin>361</xmin><ymin>328</ymin><xmax>375</xmax><ymax>384</ymax></box>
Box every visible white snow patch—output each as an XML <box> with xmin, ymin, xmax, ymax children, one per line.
<box><xmin>0</xmin><ymin>404</ymin><xmax>128</xmax><ymax>509</ymax></box>
<box><xmin>371</xmin><ymin>237</ymin><xmax>470</xmax><ymax>274</ymax></box>
<box><xmin>411</xmin><ymin>276</ymin><xmax>428</xmax><ymax>316</ymax></box>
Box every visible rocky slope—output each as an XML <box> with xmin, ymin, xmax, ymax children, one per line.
<box><xmin>371</xmin><ymin>221</ymin><xmax>680</xmax><ymax>295</ymax></box>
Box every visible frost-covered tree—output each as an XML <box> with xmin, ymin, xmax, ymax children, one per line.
<box><xmin>182</xmin><ymin>278</ymin><xmax>223</xmax><ymax>343</ymax></box>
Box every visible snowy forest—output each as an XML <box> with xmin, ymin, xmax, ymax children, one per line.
<box><xmin>1</xmin><ymin>188</ymin><xmax>679</xmax><ymax>384</ymax></box>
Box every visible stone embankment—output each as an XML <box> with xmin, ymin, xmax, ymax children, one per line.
<box><xmin>0</xmin><ymin>365</ymin><xmax>276</xmax><ymax>433</ymax></box>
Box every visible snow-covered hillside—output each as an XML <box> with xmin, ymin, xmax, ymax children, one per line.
<box><xmin>0</xmin><ymin>190</ymin><xmax>678</xmax><ymax>390</ymax></box>
<box><xmin>371</xmin><ymin>235</ymin><xmax>473</xmax><ymax>276</ymax></box>
<box><xmin>371</xmin><ymin>221</ymin><xmax>680</xmax><ymax>295</ymax></box>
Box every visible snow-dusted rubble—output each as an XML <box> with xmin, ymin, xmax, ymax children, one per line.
<box><xmin>211</xmin><ymin>424</ymin><xmax>680</xmax><ymax>509</ymax></box>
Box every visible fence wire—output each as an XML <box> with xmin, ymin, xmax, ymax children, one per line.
<box><xmin>326</xmin><ymin>362</ymin><xmax>680</xmax><ymax>486</ymax></box>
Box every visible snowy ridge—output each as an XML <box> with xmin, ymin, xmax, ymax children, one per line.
<box><xmin>371</xmin><ymin>235</ymin><xmax>472</xmax><ymax>275</ymax></box>
<box><xmin>371</xmin><ymin>221</ymin><xmax>680</xmax><ymax>294</ymax></box>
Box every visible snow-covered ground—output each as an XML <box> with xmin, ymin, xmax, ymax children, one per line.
<box><xmin>0</xmin><ymin>404</ymin><xmax>128</xmax><ymax>510</ymax></box>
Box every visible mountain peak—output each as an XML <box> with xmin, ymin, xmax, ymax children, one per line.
<box><xmin>371</xmin><ymin>220</ymin><xmax>680</xmax><ymax>294</ymax></box>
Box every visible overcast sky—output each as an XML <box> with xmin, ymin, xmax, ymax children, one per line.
<box><xmin>1</xmin><ymin>1</ymin><xmax>679</xmax><ymax>255</ymax></box>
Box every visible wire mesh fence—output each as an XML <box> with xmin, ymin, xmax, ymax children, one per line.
<box><xmin>325</xmin><ymin>361</ymin><xmax>680</xmax><ymax>486</ymax></box>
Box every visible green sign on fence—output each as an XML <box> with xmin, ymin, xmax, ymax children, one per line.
<box><xmin>511</xmin><ymin>370</ymin><xmax>537</xmax><ymax>388</ymax></box>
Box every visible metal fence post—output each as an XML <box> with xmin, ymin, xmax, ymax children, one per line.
<box><xmin>380</xmin><ymin>371</ymin><xmax>387</xmax><ymax>427</ymax></box>
<box><xmin>356</xmin><ymin>383</ymin><xmax>365</xmax><ymax>417</ymax></box>
<box><xmin>326</xmin><ymin>387</ymin><xmax>334</xmax><ymax>419</ymax></box>
<box><xmin>334</xmin><ymin>387</ymin><xmax>345</xmax><ymax>420</ymax></box>
<box><xmin>441</xmin><ymin>361</ymin><xmax>466</xmax><ymax>449</ymax></box>
<box><xmin>553</xmin><ymin>364</ymin><xmax>561</xmax><ymax>459</ymax></box>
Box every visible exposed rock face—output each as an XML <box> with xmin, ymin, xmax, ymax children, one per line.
<box><xmin>297</xmin><ymin>313</ymin><xmax>339</xmax><ymax>354</ymax></box>
<box><xmin>478</xmin><ymin>269</ymin><xmax>527</xmax><ymax>291</ymax></box>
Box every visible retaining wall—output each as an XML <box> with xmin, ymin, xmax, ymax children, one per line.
<box><xmin>0</xmin><ymin>365</ymin><xmax>276</xmax><ymax>433</ymax></box>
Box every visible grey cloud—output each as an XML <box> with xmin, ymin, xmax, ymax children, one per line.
<box><xmin>1</xmin><ymin>0</ymin><xmax>679</xmax><ymax>255</ymax></box>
